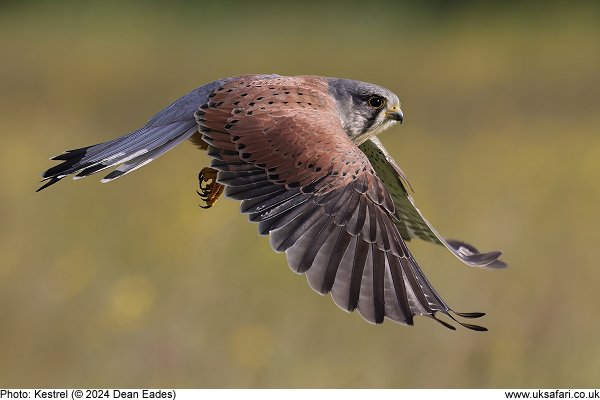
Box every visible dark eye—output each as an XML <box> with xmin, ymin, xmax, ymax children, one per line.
<box><xmin>367</xmin><ymin>96</ymin><xmax>385</xmax><ymax>109</ymax></box>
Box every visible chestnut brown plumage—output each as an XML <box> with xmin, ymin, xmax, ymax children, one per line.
<box><xmin>38</xmin><ymin>74</ymin><xmax>506</xmax><ymax>330</ymax></box>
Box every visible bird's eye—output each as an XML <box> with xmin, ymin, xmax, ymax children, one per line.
<box><xmin>367</xmin><ymin>96</ymin><xmax>385</xmax><ymax>109</ymax></box>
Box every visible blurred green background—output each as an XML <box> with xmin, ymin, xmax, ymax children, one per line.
<box><xmin>1</xmin><ymin>0</ymin><xmax>599</xmax><ymax>388</ymax></box>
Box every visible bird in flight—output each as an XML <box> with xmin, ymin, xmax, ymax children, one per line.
<box><xmin>38</xmin><ymin>74</ymin><xmax>506</xmax><ymax>330</ymax></box>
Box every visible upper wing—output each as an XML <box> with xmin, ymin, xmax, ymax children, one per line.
<box><xmin>38</xmin><ymin>76</ymin><xmax>280</xmax><ymax>191</ymax></box>
<box><xmin>359</xmin><ymin>137</ymin><xmax>507</xmax><ymax>269</ymax></box>
<box><xmin>197</xmin><ymin>75</ymin><xmax>486</xmax><ymax>330</ymax></box>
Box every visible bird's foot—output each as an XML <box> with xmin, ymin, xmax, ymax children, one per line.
<box><xmin>197</xmin><ymin>167</ymin><xmax>224</xmax><ymax>209</ymax></box>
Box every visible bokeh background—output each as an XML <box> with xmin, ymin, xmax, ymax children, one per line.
<box><xmin>1</xmin><ymin>0</ymin><xmax>599</xmax><ymax>388</ymax></box>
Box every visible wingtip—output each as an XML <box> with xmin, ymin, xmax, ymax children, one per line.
<box><xmin>454</xmin><ymin>311</ymin><xmax>486</xmax><ymax>319</ymax></box>
<box><xmin>445</xmin><ymin>239</ymin><xmax>508</xmax><ymax>269</ymax></box>
<box><xmin>100</xmin><ymin>174</ymin><xmax>121</xmax><ymax>184</ymax></box>
<box><xmin>49</xmin><ymin>152</ymin><xmax>67</xmax><ymax>161</ymax></box>
<box><xmin>447</xmin><ymin>311</ymin><xmax>488</xmax><ymax>332</ymax></box>
<box><xmin>484</xmin><ymin>259</ymin><xmax>508</xmax><ymax>269</ymax></box>
<box><xmin>100</xmin><ymin>169</ymin><xmax>123</xmax><ymax>183</ymax></box>
<box><xmin>36</xmin><ymin>176</ymin><xmax>64</xmax><ymax>192</ymax></box>
<box><xmin>460</xmin><ymin>322</ymin><xmax>488</xmax><ymax>332</ymax></box>
<box><xmin>432</xmin><ymin>314</ymin><xmax>457</xmax><ymax>330</ymax></box>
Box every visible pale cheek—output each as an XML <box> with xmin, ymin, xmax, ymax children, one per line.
<box><xmin>372</xmin><ymin>119</ymin><xmax>397</xmax><ymax>136</ymax></box>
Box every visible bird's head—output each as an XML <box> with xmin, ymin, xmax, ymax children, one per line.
<box><xmin>327</xmin><ymin>78</ymin><xmax>403</xmax><ymax>144</ymax></box>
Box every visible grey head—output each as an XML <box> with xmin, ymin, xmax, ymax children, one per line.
<box><xmin>326</xmin><ymin>78</ymin><xmax>403</xmax><ymax>144</ymax></box>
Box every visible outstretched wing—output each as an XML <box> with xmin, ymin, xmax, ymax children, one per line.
<box><xmin>197</xmin><ymin>75</ymin><xmax>486</xmax><ymax>330</ymax></box>
<box><xmin>38</xmin><ymin>76</ymin><xmax>278</xmax><ymax>191</ymax></box>
<box><xmin>359</xmin><ymin>137</ymin><xmax>506</xmax><ymax>269</ymax></box>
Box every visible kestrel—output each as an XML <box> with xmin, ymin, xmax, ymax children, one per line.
<box><xmin>39</xmin><ymin>75</ymin><xmax>506</xmax><ymax>330</ymax></box>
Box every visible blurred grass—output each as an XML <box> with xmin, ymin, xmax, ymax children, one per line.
<box><xmin>0</xmin><ymin>0</ymin><xmax>599</xmax><ymax>388</ymax></box>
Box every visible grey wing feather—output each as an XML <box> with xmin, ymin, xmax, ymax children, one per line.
<box><xmin>144</xmin><ymin>79</ymin><xmax>234</xmax><ymax>127</ymax></box>
<box><xmin>217</xmin><ymin>163</ymin><xmax>485</xmax><ymax>330</ymax></box>
<box><xmin>37</xmin><ymin>77</ymin><xmax>239</xmax><ymax>191</ymax></box>
<box><xmin>100</xmin><ymin>124</ymin><xmax>198</xmax><ymax>182</ymax></box>
<box><xmin>359</xmin><ymin>137</ymin><xmax>506</xmax><ymax>269</ymax></box>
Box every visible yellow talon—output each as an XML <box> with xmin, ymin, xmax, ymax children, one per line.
<box><xmin>197</xmin><ymin>167</ymin><xmax>224</xmax><ymax>209</ymax></box>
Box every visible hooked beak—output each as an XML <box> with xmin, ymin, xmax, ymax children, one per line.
<box><xmin>385</xmin><ymin>105</ymin><xmax>403</xmax><ymax>123</ymax></box>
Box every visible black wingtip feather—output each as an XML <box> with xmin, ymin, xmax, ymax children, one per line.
<box><xmin>461</xmin><ymin>323</ymin><xmax>488</xmax><ymax>332</ymax></box>
<box><xmin>50</xmin><ymin>147</ymin><xmax>89</xmax><ymax>161</ymax></box>
<box><xmin>36</xmin><ymin>176</ymin><xmax>64</xmax><ymax>192</ymax></box>
<box><xmin>428</xmin><ymin>310</ymin><xmax>490</xmax><ymax>332</ymax></box>
<box><xmin>43</xmin><ymin>149</ymin><xmax>90</xmax><ymax>179</ymax></box>
<box><xmin>432</xmin><ymin>315</ymin><xmax>457</xmax><ymax>330</ymax></box>
<box><xmin>447</xmin><ymin>312</ymin><xmax>488</xmax><ymax>331</ymax></box>
<box><xmin>454</xmin><ymin>311</ymin><xmax>486</xmax><ymax>319</ymax></box>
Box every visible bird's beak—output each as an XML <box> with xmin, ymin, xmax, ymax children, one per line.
<box><xmin>385</xmin><ymin>105</ymin><xmax>404</xmax><ymax>123</ymax></box>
